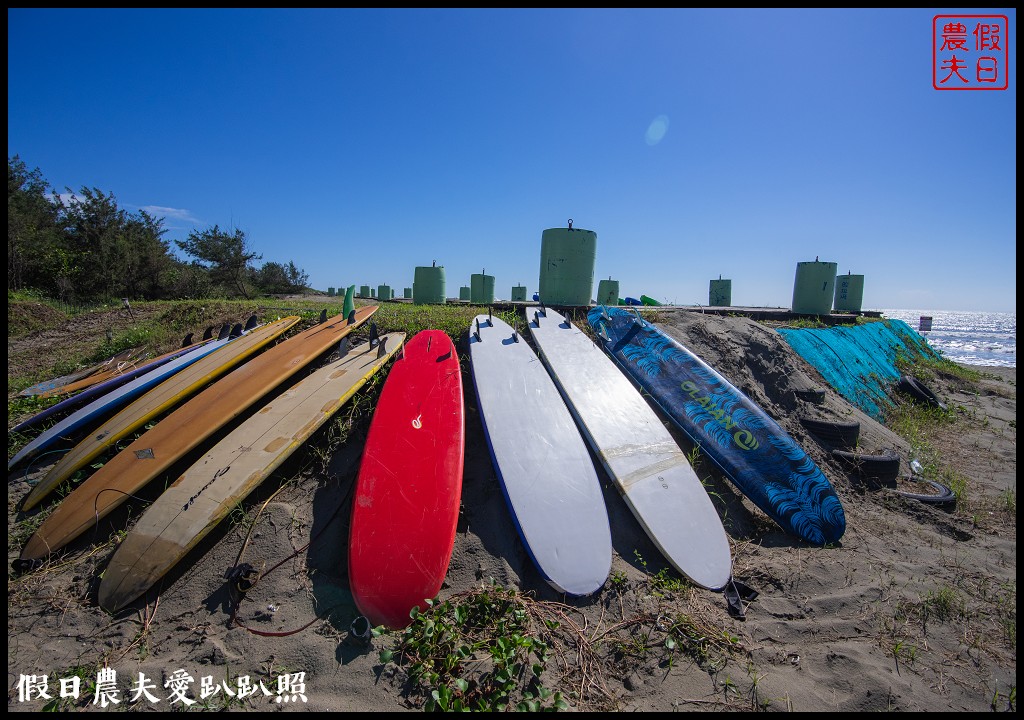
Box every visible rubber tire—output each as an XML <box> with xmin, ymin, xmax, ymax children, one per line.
<box><xmin>799</xmin><ymin>417</ymin><xmax>861</xmax><ymax>449</ymax></box>
<box><xmin>894</xmin><ymin>479</ymin><xmax>957</xmax><ymax>506</ymax></box>
<box><xmin>897</xmin><ymin>375</ymin><xmax>947</xmax><ymax>411</ymax></box>
<box><xmin>831</xmin><ymin>447</ymin><xmax>901</xmax><ymax>487</ymax></box>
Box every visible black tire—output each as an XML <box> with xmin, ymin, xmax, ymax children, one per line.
<box><xmin>894</xmin><ymin>478</ymin><xmax>957</xmax><ymax>506</ymax></box>
<box><xmin>799</xmin><ymin>417</ymin><xmax>861</xmax><ymax>449</ymax></box>
<box><xmin>897</xmin><ymin>375</ymin><xmax>947</xmax><ymax>411</ymax></box>
<box><xmin>831</xmin><ymin>447</ymin><xmax>901</xmax><ymax>487</ymax></box>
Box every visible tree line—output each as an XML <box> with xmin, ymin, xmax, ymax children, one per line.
<box><xmin>8</xmin><ymin>155</ymin><xmax>310</xmax><ymax>303</ymax></box>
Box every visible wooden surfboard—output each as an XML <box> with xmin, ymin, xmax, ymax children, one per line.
<box><xmin>348</xmin><ymin>330</ymin><xmax>465</xmax><ymax>629</ymax></box>
<box><xmin>10</xmin><ymin>333</ymin><xmax>216</xmax><ymax>436</ymax></box>
<box><xmin>38</xmin><ymin>353</ymin><xmax>151</xmax><ymax>399</ymax></box>
<box><xmin>527</xmin><ymin>307</ymin><xmax>732</xmax><ymax>590</ymax></box>
<box><xmin>97</xmin><ymin>331</ymin><xmax>405</xmax><ymax>612</ymax></box>
<box><xmin>468</xmin><ymin>312</ymin><xmax>611</xmax><ymax>596</ymax></box>
<box><xmin>19</xmin><ymin>347</ymin><xmax>144</xmax><ymax>397</ymax></box>
<box><xmin>10</xmin><ymin>324</ymin><xmax>241</xmax><ymax>478</ymax></box>
<box><xmin>588</xmin><ymin>306</ymin><xmax>846</xmax><ymax>546</ymax></box>
<box><xmin>20</xmin><ymin>316</ymin><xmax>301</xmax><ymax>510</ymax></box>
<box><xmin>18</xmin><ymin>306</ymin><xmax>378</xmax><ymax>564</ymax></box>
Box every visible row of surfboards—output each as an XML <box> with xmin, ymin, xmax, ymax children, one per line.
<box><xmin>9</xmin><ymin>303</ymin><xmax>846</xmax><ymax>632</ymax></box>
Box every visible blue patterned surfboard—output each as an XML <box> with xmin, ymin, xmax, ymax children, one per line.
<box><xmin>588</xmin><ymin>306</ymin><xmax>845</xmax><ymax>546</ymax></box>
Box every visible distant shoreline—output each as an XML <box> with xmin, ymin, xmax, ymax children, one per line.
<box><xmin>958</xmin><ymin>364</ymin><xmax>1016</xmax><ymax>379</ymax></box>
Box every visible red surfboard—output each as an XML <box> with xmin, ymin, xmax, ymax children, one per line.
<box><xmin>348</xmin><ymin>330</ymin><xmax>465</xmax><ymax>629</ymax></box>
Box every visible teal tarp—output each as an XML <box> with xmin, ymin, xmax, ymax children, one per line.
<box><xmin>777</xmin><ymin>320</ymin><xmax>943</xmax><ymax>421</ymax></box>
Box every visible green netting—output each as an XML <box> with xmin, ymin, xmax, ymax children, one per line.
<box><xmin>777</xmin><ymin>319</ymin><xmax>943</xmax><ymax>421</ymax></box>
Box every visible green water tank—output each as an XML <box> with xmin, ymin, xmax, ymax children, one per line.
<box><xmin>327</xmin><ymin>287</ymin><xmax>335</xmax><ymax>297</ymax></box>
<box><xmin>403</xmin><ymin>287</ymin><xmax>412</xmax><ymax>299</ymax></box>
<box><xmin>597</xmin><ymin>278</ymin><xmax>619</xmax><ymax>305</ymax></box>
<box><xmin>360</xmin><ymin>285</ymin><xmax>371</xmax><ymax>298</ymax></box>
<box><xmin>413</xmin><ymin>264</ymin><xmax>446</xmax><ymax>305</ymax></box>
<box><xmin>792</xmin><ymin>260</ymin><xmax>838</xmax><ymax>315</ymax></box>
<box><xmin>833</xmin><ymin>272</ymin><xmax>865</xmax><ymax>312</ymax></box>
<box><xmin>538</xmin><ymin>221</ymin><xmax>597</xmax><ymax>305</ymax></box>
<box><xmin>709</xmin><ymin>277</ymin><xmax>732</xmax><ymax>307</ymax></box>
<box><xmin>370</xmin><ymin>288</ymin><xmax>377</xmax><ymax>298</ymax></box>
<box><xmin>459</xmin><ymin>286</ymin><xmax>470</xmax><ymax>301</ymax></box>
<box><xmin>510</xmin><ymin>285</ymin><xmax>527</xmax><ymax>302</ymax></box>
<box><xmin>471</xmin><ymin>271</ymin><xmax>495</xmax><ymax>304</ymax></box>
<box><xmin>378</xmin><ymin>284</ymin><xmax>391</xmax><ymax>301</ymax></box>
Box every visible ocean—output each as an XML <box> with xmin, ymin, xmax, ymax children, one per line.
<box><xmin>880</xmin><ymin>309</ymin><xmax>1016</xmax><ymax>368</ymax></box>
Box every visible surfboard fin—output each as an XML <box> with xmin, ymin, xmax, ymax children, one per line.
<box><xmin>475</xmin><ymin>318</ymin><xmax>482</xmax><ymax>342</ymax></box>
<box><xmin>724</xmin><ymin>577</ymin><xmax>759</xmax><ymax>619</ymax></box>
<box><xmin>512</xmin><ymin>318</ymin><xmax>519</xmax><ymax>343</ymax></box>
<box><xmin>230</xmin><ymin>323</ymin><xmax>244</xmax><ymax>339</ymax></box>
<box><xmin>203</xmin><ymin>326</ymin><xmax>215</xmax><ymax>341</ymax></box>
<box><xmin>488</xmin><ymin>307</ymin><xmax>493</xmax><ymax>326</ymax></box>
<box><xmin>534</xmin><ymin>310</ymin><xmax>540</xmax><ymax>326</ymax></box>
<box><xmin>319</xmin><ymin>309</ymin><xmax>328</xmax><ymax>324</ymax></box>
<box><xmin>347</xmin><ymin>309</ymin><xmax>356</xmax><ymax>325</ymax></box>
<box><xmin>181</xmin><ymin>333</ymin><xmax>194</xmax><ymax>347</ymax></box>
<box><xmin>376</xmin><ymin>335</ymin><xmax>388</xmax><ymax>358</ymax></box>
<box><xmin>217</xmin><ymin>324</ymin><xmax>231</xmax><ymax>340</ymax></box>
<box><xmin>223</xmin><ymin>563</ymin><xmax>259</xmax><ymax>593</ymax></box>
<box><xmin>245</xmin><ymin>314</ymin><xmax>259</xmax><ymax>331</ymax></box>
<box><xmin>597</xmin><ymin>323</ymin><xmax>611</xmax><ymax>343</ymax></box>
<box><xmin>368</xmin><ymin>323</ymin><xmax>380</xmax><ymax>348</ymax></box>
<box><xmin>337</xmin><ymin>337</ymin><xmax>350</xmax><ymax>358</ymax></box>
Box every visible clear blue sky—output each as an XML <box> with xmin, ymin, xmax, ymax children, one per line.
<box><xmin>8</xmin><ymin>8</ymin><xmax>1017</xmax><ymax>312</ymax></box>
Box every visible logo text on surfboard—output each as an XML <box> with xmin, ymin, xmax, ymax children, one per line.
<box><xmin>679</xmin><ymin>381</ymin><xmax>759</xmax><ymax>451</ymax></box>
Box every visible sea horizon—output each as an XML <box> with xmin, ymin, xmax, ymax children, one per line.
<box><xmin>880</xmin><ymin>309</ymin><xmax>1015</xmax><ymax>369</ymax></box>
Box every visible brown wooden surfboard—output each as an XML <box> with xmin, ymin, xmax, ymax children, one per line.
<box><xmin>18</xmin><ymin>306</ymin><xmax>378</xmax><ymax>563</ymax></box>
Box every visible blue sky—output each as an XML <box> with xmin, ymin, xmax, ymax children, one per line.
<box><xmin>8</xmin><ymin>8</ymin><xmax>1017</xmax><ymax>312</ymax></box>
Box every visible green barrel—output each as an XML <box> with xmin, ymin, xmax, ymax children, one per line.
<box><xmin>709</xmin><ymin>278</ymin><xmax>732</xmax><ymax>307</ymax></box>
<box><xmin>413</xmin><ymin>264</ymin><xmax>446</xmax><ymax>305</ymax></box>
<box><xmin>471</xmin><ymin>272</ymin><xmax>495</xmax><ymax>304</ymax></box>
<box><xmin>538</xmin><ymin>222</ymin><xmax>596</xmax><ymax>305</ymax></box>
<box><xmin>833</xmin><ymin>273</ymin><xmax>864</xmax><ymax>312</ymax></box>
<box><xmin>597</xmin><ymin>278</ymin><xmax>619</xmax><ymax>306</ymax></box>
<box><xmin>792</xmin><ymin>260</ymin><xmax>838</xmax><ymax>315</ymax></box>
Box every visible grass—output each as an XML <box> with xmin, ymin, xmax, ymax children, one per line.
<box><xmin>376</xmin><ymin>582</ymin><xmax>569</xmax><ymax>711</ymax></box>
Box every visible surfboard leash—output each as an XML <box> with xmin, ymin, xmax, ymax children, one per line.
<box><xmin>224</xmin><ymin>474</ymin><xmax>357</xmax><ymax>638</ymax></box>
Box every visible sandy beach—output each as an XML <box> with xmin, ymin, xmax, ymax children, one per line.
<box><xmin>8</xmin><ymin>307</ymin><xmax>1016</xmax><ymax>712</ymax></box>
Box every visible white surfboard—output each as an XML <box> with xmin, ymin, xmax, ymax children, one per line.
<box><xmin>527</xmin><ymin>306</ymin><xmax>732</xmax><ymax>590</ymax></box>
<box><xmin>468</xmin><ymin>312</ymin><xmax>611</xmax><ymax>596</ymax></box>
